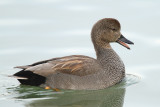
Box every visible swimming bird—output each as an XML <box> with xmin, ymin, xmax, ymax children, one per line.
<box><xmin>13</xmin><ymin>18</ymin><xmax>134</xmax><ymax>90</ymax></box>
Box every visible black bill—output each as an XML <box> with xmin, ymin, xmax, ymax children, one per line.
<box><xmin>116</xmin><ymin>35</ymin><xmax>134</xmax><ymax>49</ymax></box>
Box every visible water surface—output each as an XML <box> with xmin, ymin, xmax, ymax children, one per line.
<box><xmin>0</xmin><ymin>0</ymin><xmax>160</xmax><ymax>107</ymax></box>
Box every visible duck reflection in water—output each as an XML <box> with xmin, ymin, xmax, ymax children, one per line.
<box><xmin>13</xmin><ymin>81</ymin><xmax>126</xmax><ymax>107</ymax></box>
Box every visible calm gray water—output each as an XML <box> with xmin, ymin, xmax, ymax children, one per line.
<box><xmin>0</xmin><ymin>0</ymin><xmax>160</xmax><ymax>107</ymax></box>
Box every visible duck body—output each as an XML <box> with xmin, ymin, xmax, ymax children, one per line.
<box><xmin>47</xmin><ymin>50</ymin><xmax>124</xmax><ymax>90</ymax></box>
<box><xmin>13</xmin><ymin>18</ymin><xmax>133</xmax><ymax>90</ymax></box>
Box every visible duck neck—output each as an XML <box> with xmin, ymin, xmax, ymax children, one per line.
<box><xmin>94</xmin><ymin>43</ymin><xmax>113</xmax><ymax>60</ymax></box>
<box><xmin>94</xmin><ymin>43</ymin><xmax>125</xmax><ymax>85</ymax></box>
<box><xmin>93</xmin><ymin>42</ymin><xmax>124</xmax><ymax>71</ymax></box>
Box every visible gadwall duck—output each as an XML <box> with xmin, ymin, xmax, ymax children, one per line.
<box><xmin>13</xmin><ymin>18</ymin><xmax>134</xmax><ymax>90</ymax></box>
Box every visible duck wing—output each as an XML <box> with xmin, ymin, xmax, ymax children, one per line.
<box><xmin>15</xmin><ymin>55</ymin><xmax>100</xmax><ymax>77</ymax></box>
<box><xmin>14</xmin><ymin>58</ymin><xmax>55</xmax><ymax>69</ymax></box>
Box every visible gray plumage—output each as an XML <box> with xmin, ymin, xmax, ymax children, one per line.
<box><xmin>14</xmin><ymin>18</ymin><xmax>133</xmax><ymax>90</ymax></box>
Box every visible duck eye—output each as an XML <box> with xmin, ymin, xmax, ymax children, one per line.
<box><xmin>112</xmin><ymin>28</ymin><xmax>116</xmax><ymax>31</ymax></box>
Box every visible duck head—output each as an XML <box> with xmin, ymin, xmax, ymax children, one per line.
<box><xmin>91</xmin><ymin>18</ymin><xmax>134</xmax><ymax>49</ymax></box>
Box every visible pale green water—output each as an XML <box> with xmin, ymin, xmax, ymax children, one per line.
<box><xmin>0</xmin><ymin>75</ymin><xmax>139</xmax><ymax>107</ymax></box>
<box><xmin>0</xmin><ymin>0</ymin><xmax>160</xmax><ymax>107</ymax></box>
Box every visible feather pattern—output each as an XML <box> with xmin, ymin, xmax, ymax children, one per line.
<box><xmin>15</xmin><ymin>55</ymin><xmax>100</xmax><ymax>77</ymax></box>
<box><xmin>13</xmin><ymin>18</ymin><xmax>131</xmax><ymax>90</ymax></box>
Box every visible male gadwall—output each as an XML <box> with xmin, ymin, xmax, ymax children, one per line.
<box><xmin>13</xmin><ymin>18</ymin><xmax>134</xmax><ymax>90</ymax></box>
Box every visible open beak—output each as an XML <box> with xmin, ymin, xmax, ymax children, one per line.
<box><xmin>116</xmin><ymin>35</ymin><xmax>134</xmax><ymax>49</ymax></box>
